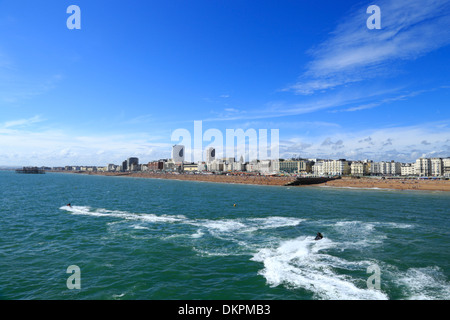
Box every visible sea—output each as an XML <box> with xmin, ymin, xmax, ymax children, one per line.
<box><xmin>0</xmin><ymin>170</ymin><xmax>449</xmax><ymax>300</ymax></box>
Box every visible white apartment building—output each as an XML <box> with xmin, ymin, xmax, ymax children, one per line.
<box><xmin>259</xmin><ymin>160</ymin><xmax>273</xmax><ymax>174</ymax></box>
<box><xmin>430</xmin><ymin>158</ymin><xmax>443</xmax><ymax>176</ymax></box>
<box><xmin>197</xmin><ymin>162</ymin><xmax>207</xmax><ymax>172</ymax></box>
<box><xmin>233</xmin><ymin>161</ymin><xmax>245</xmax><ymax>172</ymax></box>
<box><xmin>385</xmin><ymin>161</ymin><xmax>401</xmax><ymax>175</ymax></box>
<box><xmin>401</xmin><ymin>163</ymin><xmax>416</xmax><ymax>176</ymax></box>
<box><xmin>246</xmin><ymin>160</ymin><xmax>260</xmax><ymax>173</ymax></box>
<box><xmin>370</xmin><ymin>161</ymin><xmax>401</xmax><ymax>175</ymax></box>
<box><xmin>443</xmin><ymin>158</ymin><xmax>450</xmax><ymax>177</ymax></box>
<box><xmin>313</xmin><ymin>159</ymin><xmax>350</xmax><ymax>176</ymax></box>
<box><xmin>370</xmin><ymin>162</ymin><xmax>380</xmax><ymax>175</ymax></box>
<box><xmin>313</xmin><ymin>160</ymin><xmax>324</xmax><ymax>176</ymax></box>
<box><xmin>207</xmin><ymin>159</ymin><xmax>224</xmax><ymax>172</ymax></box>
<box><xmin>415</xmin><ymin>158</ymin><xmax>431</xmax><ymax>176</ymax></box>
<box><xmin>351</xmin><ymin>161</ymin><xmax>369</xmax><ymax>176</ymax></box>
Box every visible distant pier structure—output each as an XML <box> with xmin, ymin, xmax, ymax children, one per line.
<box><xmin>15</xmin><ymin>167</ymin><xmax>45</xmax><ymax>174</ymax></box>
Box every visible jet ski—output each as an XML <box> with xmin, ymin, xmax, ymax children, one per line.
<box><xmin>314</xmin><ymin>232</ymin><xmax>323</xmax><ymax>241</ymax></box>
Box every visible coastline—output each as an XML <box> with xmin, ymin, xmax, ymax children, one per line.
<box><xmin>319</xmin><ymin>176</ymin><xmax>450</xmax><ymax>192</ymax></box>
<box><xmin>66</xmin><ymin>171</ymin><xmax>450</xmax><ymax>192</ymax></box>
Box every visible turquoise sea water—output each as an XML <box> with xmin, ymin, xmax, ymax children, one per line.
<box><xmin>0</xmin><ymin>170</ymin><xmax>449</xmax><ymax>300</ymax></box>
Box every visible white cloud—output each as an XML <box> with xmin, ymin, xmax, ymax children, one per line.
<box><xmin>286</xmin><ymin>0</ymin><xmax>450</xmax><ymax>95</ymax></box>
<box><xmin>280</xmin><ymin>121</ymin><xmax>450</xmax><ymax>162</ymax></box>
<box><xmin>0</xmin><ymin>127</ymin><xmax>172</xmax><ymax>166</ymax></box>
<box><xmin>2</xmin><ymin>115</ymin><xmax>45</xmax><ymax>129</ymax></box>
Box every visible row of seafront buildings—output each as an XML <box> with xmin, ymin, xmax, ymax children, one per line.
<box><xmin>312</xmin><ymin>158</ymin><xmax>450</xmax><ymax>177</ymax></box>
<box><xmin>51</xmin><ymin>145</ymin><xmax>450</xmax><ymax>178</ymax></box>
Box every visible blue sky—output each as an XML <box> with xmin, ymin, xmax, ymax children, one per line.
<box><xmin>1</xmin><ymin>0</ymin><xmax>449</xmax><ymax>166</ymax></box>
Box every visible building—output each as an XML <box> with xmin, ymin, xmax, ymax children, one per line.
<box><xmin>279</xmin><ymin>160</ymin><xmax>300</xmax><ymax>173</ymax></box>
<box><xmin>107</xmin><ymin>164</ymin><xmax>118</xmax><ymax>172</ymax></box>
<box><xmin>299</xmin><ymin>160</ymin><xmax>313</xmax><ymax>173</ymax></box>
<box><xmin>127</xmin><ymin>157</ymin><xmax>139</xmax><ymax>171</ymax></box>
<box><xmin>164</xmin><ymin>161</ymin><xmax>177</xmax><ymax>171</ymax></box>
<box><xmin>401</xmin><ymin>163</ymin><xmax>416</xmax><ymax>176</ymax></box>
<box><xmin>172</xmin><ymin>145</ymin><xmax>185</xmax><ymax>163</ymax></box>
<box><xmin>232</xmin><ymin>161</ymin><xmax>246</xmax><ymax>172</ymax></box>
<box><xmin>415</xmin><ymin>158</ymin><xmax>431</xmax><ymax>176</ymax></box>
<box><xmin>246</xmin><ymin>160</ymin><xmax>260</xmax><ymax>173</ymax></box>
<box><xmin>206</xmin><ymin>147</ymin><xmax>215</xmax><ymax>162</ymax></box>
<box><xmin>279</xmin><ymin>159</ymin><xmax>313</xmax><ymax>174</ymax></box>
<box><xmin>208</xmin><ymin>159</ymin><xmax>224</xmax><ymax>172</ymax></box>
<box><xmin>315</xmin><ymin>159</ymin><xmax>350</xmax><ymax>176</ymax></box>
<box><xmin>197</xmin><ymin>162</ymin><xmax>207</xmax><ymax>172</ymax></box>
<box><xmin>430</xmin><ymin>158</ymin><xmax>443</xmax><ymax>176</ymax></box>
<box><xmin>183</xmin><ymin>163</ymin><xmax>198</xmax><ymax>172</ymax></box>
<box><xmin>382</xmin><ymin>161</ymin><xmax>401</xmax><ymax>175</ymax></box>
<box><xmin>271</xmin><ymin>159</ymin><xmax>280</xmax><ymax>173</ymax></box>
<box><xmin>313</xmin><ymin>160</ymin><xmax>325</xmax><ymax>176</ymax></box>
<box><xmin>148</xmin><ymin>161</ymin><xmax>164</xmax><ymax>171</ymax></box>
<box><xmin>443</xmin><ymin>158</ymin><xmax>450</xmax><ymax>177</ymax></box>
<box><xmin>370</xmin><ymin>162</ymin><xmax>380</xmax><ymax>175</ymax></box>
<box><xmin>351</xmin><ymin>161</ymin><xmax>369</xmax><ymax>176</ymax></box>
<box><xmin>369</xmin><ymin>161</ymin><xmax>401</xmax><ymax>176</ymax></box>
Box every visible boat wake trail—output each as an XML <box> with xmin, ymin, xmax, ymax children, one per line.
<box><xmin>251</xmin><ymin>236</ymin><xmax>388</xmax><ymax>300</ymax></box>
<box><xmin>59</xmin><ymin>205</ymin><xmax>304</xmax><ymax>241</ymax></box>
<box><xmin>59</xmin><ymin>205</ymin><xmax>449</xmax><ymax>300</ymax></box>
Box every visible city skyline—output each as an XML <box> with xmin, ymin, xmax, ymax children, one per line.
<box><xmin>1</xmin><ymin>0</ymin><xmax>450</xmax><ymax>167</ymax></box>
<box><xmin>28</xmin><ymin>150</ymin><xmax>450</xmax><ymax>179</ymax></box>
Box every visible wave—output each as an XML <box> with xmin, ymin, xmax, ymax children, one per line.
<box><xmin>60</xmin><ymin>205</ymin><xmax>446</xmax><ymax>300</ymax></box>
<box><xmin>60</xmin><ymin>205</ymin><xmax>186</xmax><ymax>223</ymax></box>
<box><xmin>394</xmin><ymin>266</ymin><xmax>450</xmax><ymax>300</ymax></box>
<box><xmin>60</xmin><ymin>205</ymin><xmax>305</xmax><ymax>236</ymax></box>
<box><xmin>251</xmin><ymin>236</ymin><xmax>389</xmax><ymax>300</ymax></box>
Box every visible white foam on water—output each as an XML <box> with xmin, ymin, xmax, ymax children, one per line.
<box><xmin>61</xmin><ymin>205</ymin><xmax>305</xmax><ymax>253</ymax></box>
<box><xmin>62</xmin><ymin>206</ymin><xmax>303</xmax><ymax>234</ymax></box>
<box><xmin>132</xmin><ymin>225</ymin><xmax>150</xmax><ymax>230</ymax></box>
<box><xmin>112</xmin><ymin>293</ymin><xmax>126</xmax><ymax>299</ymax></box>
<box><xmin>395</xmin><ymin>266</ymin><xmax>450</xmax><ymax>300</ymax></box>
<box><xmin>251</xmin><ymin>236</ymin><xmax>389</xmax><ymax>300</ymax></box>
<box><xmin>191</xmin><ymin>229</ymin><xmax>205</xmax><ymax>239</ymax></box>
<box><xmin>246</xmin><ymin>217</ymin><xmax>305</xmax><ymax>232</ymax></box>
<box><xmin>329</xmin><ymin>220</ymin><xmax>386</xmax><ymax>250</ymax></box>
<box><xmin>196</xmin><ymin>219</ymin><xmax>248</xmax><ymax>233</ymax></box>
<box><xmin>190</xmin><ymin>216</ymin><xmax>305</xmax><ymax>236</ymax></box>
<box><xmin>328</xmin><ymin>220</ymin><xmax>414</xmax><ymax>250</ymax></box>
<box><xmin>192</xmin><ymin>247</ymin><xmax>246</xmax><ymax>257</ymax></box>
<box><xmin>376</xmin><ymin>222</ymin><xmax>414</xmax><ymax>229</ymax></box>
<box><xmin>61</xmin><ymin>205</ymin><xmax>186</xmax><ymax>224</ymax></box>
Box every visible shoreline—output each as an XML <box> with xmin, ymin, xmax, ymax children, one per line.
<box><xmin>63</xmin><ymin>171</ymin><xmax>450</xmax><ymax>192</ymax></box>
<box><xmin>319</xmin><ymin>176</ymin><xmax>450</xmax><ymax>192</ymax></box>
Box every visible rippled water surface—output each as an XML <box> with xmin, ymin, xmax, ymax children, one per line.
<box><xmin>0</xmin><ymin>171</ymin><xmax>449</xmax><ymax>300</ymax></box>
